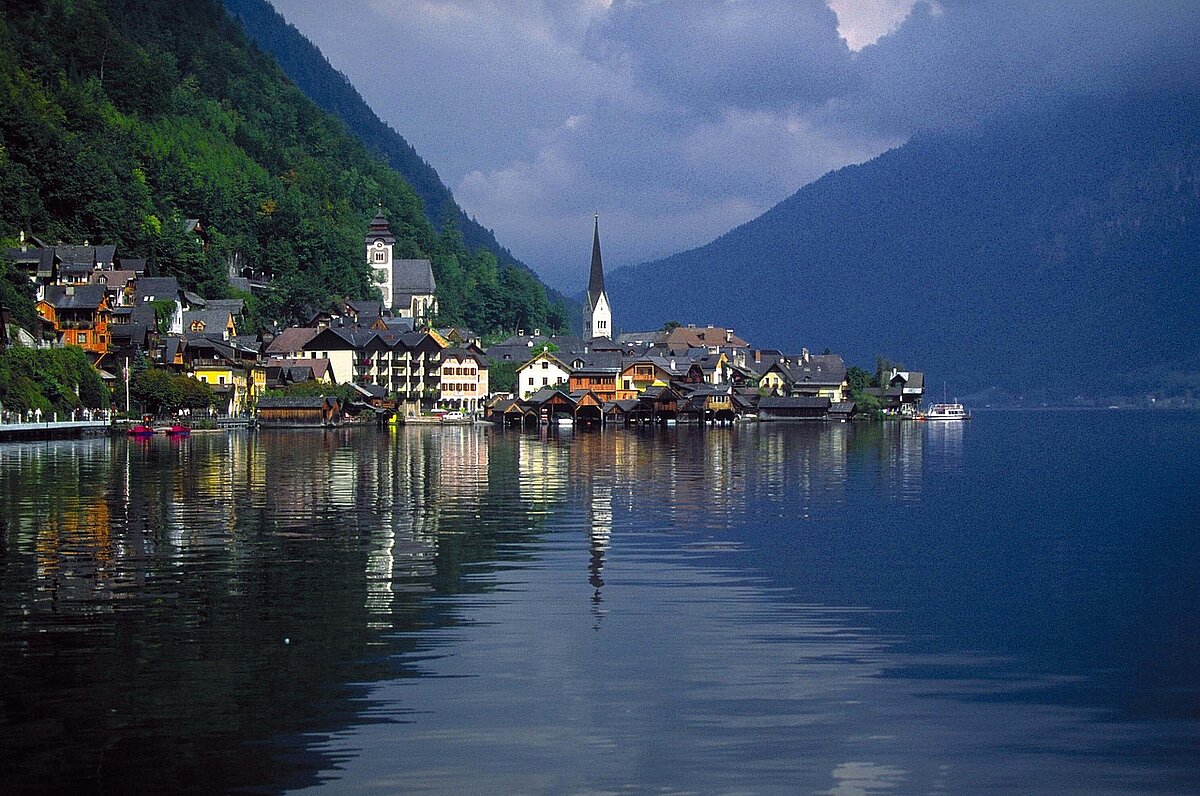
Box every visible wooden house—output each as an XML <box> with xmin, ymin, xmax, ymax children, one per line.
<box><xmin>256</xmin><ymin>396</ymin><xmax>342</xmax><ymax>428</ymax></box>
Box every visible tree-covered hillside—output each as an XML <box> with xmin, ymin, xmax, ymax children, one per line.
<box><xmin>0</xmin><ymin>0</ymin><xmax>567</xmax><ymax>332</ymax></box>
<box><xmin>607</xmin><ymin>92</ymin><xmax>1200</xmax><ymax>397</ymax></box>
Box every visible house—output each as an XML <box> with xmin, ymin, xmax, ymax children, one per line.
<box><xmin>266</xmin><ymin>327</ymin><xmax>319</xmax><ymax>359</ymax></box>
<box><xmin>182</xmin><ymin>309</ymin><xmax>236</xmax><ymax>340</ymax></box>
<box><xmin>760</xmin><ymin>350</ymin><xmax>848</xmax><ymax>402</ymax></box>
<box><xmin>516</xmin><ymin>350</ymin><xmax>571</xmax><ymax>399</ymax></box>
<box><xmin>526</xmin><ymin>387</ymin><xmax>577</xmax><ymax>423</ymax></box>
<box><xmin>440</xmin><ymin>348</ymin><xmax>489</xmax><ymax>412</ymax></box>
<box><xmin>256</xmin><ymin>396</ymin><xmax>342</xmax><ymax>428</ymax></box>
<box><xmin>619</xmin><ymin>356</ymin><xmax>681</xmax><ymax>395</ymax></box>
<box><xmin>36</xmin><ymin>285</ymin><xmax>112</xmax><ymax>362</ymax></box>
<box><xmin>887</xmin><ymin>370</ymin><xmax>926</xmax><ymax>414</ymax></box>
<box><xmin>185</xmin><ymin>335</ymin><xmax>258</xmax><ymax>414</ymax></box>
<box><xmin>758</xmin><ymin>396</ymin><xmax>831</xmax><ymax>420</ymax></box>
<box><xmin>661</xmin><ymin>325</ymin><xmax>749</xmax><ymax>354</ymax></box>
<box><xmin>132</xmin><ymin>277</ymin><xmax>185</xmax><ymax>334</ymax></box>
<box><xmin>567</xmin><ymin>352</ymin><xmax>626</xmax><ymax>401</ymax></box>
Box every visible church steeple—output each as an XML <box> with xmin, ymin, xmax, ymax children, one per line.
<box><xmin>583</xmin><ymin>214</ymin><xmax>612</xmax><ymax>339</ymax></box>
<box><xmin>588</xmin><ymin>214</ymin><xmax>605</xmax><ymax>306</ymax></box>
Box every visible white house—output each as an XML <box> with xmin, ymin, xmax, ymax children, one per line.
<box><xmin>515</xmin><ymin>350</ymin><xmax>571</xmax><ymax>399</ymax></box>
<box><xmin>440</xmin><ymin>348</ymin><xmax>489</xmax><ymax>412</ymax></box>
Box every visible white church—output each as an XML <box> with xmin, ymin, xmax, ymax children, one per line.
<box><xmin>583</xmin><ymin>214</ymin><xmax>612</xmax><ymax>339</ymax></box>
<box><xmin>365</xmin><ymin>209</ymin><xmax>438</xmax><ymax>323</ymax></box>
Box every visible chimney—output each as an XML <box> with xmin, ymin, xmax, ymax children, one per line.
<box><xmin>66</xmin><ymin>285</ymin><xmax>74</xmax><ymax>296</ymax></box>
<box><xmin>725</xmin><ymin>329</ymin><xmax>732</xmax><ymax>343</ymax></box>
<box><xmin>518</xmin><ymin>328</ymin><xmax>525</xmax><ymax>337</ymax></box>
<box><xmin>802</xmin><ymin>348</ymin><xmax>809</xmax><ymax>362</ymax></box>
<box><xmin>534</xmin><ymin>328</ymin><xmax>541</xmax><ymax>337</ymax></box>
<box><xmin>754</xmin><ymin>350</ymin><xmax>761</xmax><ymax>364</ymax></box>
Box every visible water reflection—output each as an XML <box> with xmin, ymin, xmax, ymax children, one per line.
<box><xmin>0</xmin><ymin>416</ymin><xmax>1196</xmax><ymax>794</ymax></box>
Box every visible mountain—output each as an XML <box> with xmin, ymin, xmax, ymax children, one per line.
<box><xmin>0</xmin><ymin>0</ymin><xmax>567</xmax><ymax>333</ymax></box>
<box><xmin>607</xmin><ymin>92</ymin><xmax>1200</xmax><ymax>397</ymax></box>
<box><xmin>222</xmin><ymin>0</ymin><xmax>575</xmax><ymax>316</ymax></box>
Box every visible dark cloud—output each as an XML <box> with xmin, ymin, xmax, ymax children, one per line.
<box><xmin>267</xmin><ymin>0</ymin><xmax>1200</xmax><ymax>291</ymax></box>
<box><xmin>583</xmin><ymin>0</ymin><xmax>855</xmax><ymax>117</ymax></box>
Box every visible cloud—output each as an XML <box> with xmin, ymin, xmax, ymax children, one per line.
<box><xmin>582</xmin><ymin>0</ymin><xmax>854</xmax><ymax>117</ymax></box>
<box><xmin>268</xmin><ymin>0</ymin><xmax>1200</xmax><ymax>291</ymax></box>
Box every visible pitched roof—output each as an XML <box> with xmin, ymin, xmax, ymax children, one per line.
<box><xmin>44</xmin><ymin>284</ymin><xmax>106</xmax><ymax>310</ymax></box>
<box><xmin>206</xmin><ymin>298</ymin><xmax>245</xmax><ymax>316</ymax></box>
<box><xmin>133</xmin><ymin>277</ymin><xmax>181</xmax><ymax>302</ymax></box>
<box><xmin>365</xmin><ymin>210</ymin><xmax>395</xmax><ymax>245</ymax></box>
<box><xmin>759</xmin><ymin>396</ymin><xmax>831</xmax><ymax>410</ymax></box>
<box><xmin>266</xmin><ymin>327</ymin><xmax>319</xmax><ymax>355</ymax></box>
<box><xmin>586</xmin><ymin>215</ymin><xmax>606</xmax><ymax>309</ymax></box>
<box><xmin>182</xmin><ymin>309</ymin><xmax>234</xmax><ymax>336</ymax></box>
<box><xmin>392</xmin><ymin>259</ymin><xmax>436</xmax><ymax>295</ymax></box>
<box><xmin>662</xmin><ymin>325</ymin><xmax>749</xmax><ymax>350</ymax></box>
<box><xmin>567</xmin><ymin>351</ymin><xmax>623</xmax><ymax>373</ymax></box>
<box><xmin>442</xmin><ymin>347</ymin><xmax>487</xmax><ymax>366</ymax></box>
<box><xmin>258</xmin><ymin>396</ymin><xmax>334</xmax><ymax>409</ymax></box>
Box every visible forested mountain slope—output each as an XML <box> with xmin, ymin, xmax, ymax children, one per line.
<box><xmin>0</xmin><ymin>0</ymin><xmax>567</xmax><ymax>331</ymax></box>
<box><xmin>606</xmin><ymin>92</ymin><xmax>1200</xmax><ymax>396</ymax></box>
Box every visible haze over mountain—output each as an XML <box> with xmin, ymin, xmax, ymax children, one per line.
<box><xmin>221</xmin><ymin>0</ymin><xmax>577</xmax><ymax>312</ymax></box>
<box><xmin>607</xmin><ymin>91</ymin><xmax>1200</xmax><ymax>397</ymax></box>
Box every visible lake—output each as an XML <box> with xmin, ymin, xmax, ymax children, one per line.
<box><xmin>0</xmin><ymin>412</ymin><xmax>1197</xmax><ymax>793</ymax></box>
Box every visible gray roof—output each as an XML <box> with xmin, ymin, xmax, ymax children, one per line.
<box><xmin>566</xmin><ymin>351</ymin><xmax>623</xmax><ymax>373</ymax></box>
<box><xmin>442</xmin><ymin>347</ymin><xmax>487</xmax><ymax>366</ymax></box>
<box><xmin>393</xmin><ymin>259</ymin><xmax>436</xmax><ymax>295</ymax></box>
<box><xmin>346</xmin><ymin>299</ymin><xmax>383</xmax><ymax>317</ymax></box>
<box><xmin>44</xmin><ymin>284</ymin><xmax>106</xmax><ymax>310</ymax></box>
<box><xmin>365</xmin><ymin>211</ymin><xmax>395</xmax><ymax>245</ymax></box>
<box><xmin>133</xmin><ymin>277</ymin><xmax>181</xmax><ymax>303</ymax></box>
<box><xmin>759</xmin><ymin>396</ymin><xmax>831</xmax><ymax>410</ymax></box>
<box><xmin>586</xmin><ymin>216</ymin><xmax>606</xmax><ymax>309</ymax></box>
<box><xmin>258</xmin><ymin>396</ymin><xmax>334</xmax><ymax>409</ymax></box>
<box><xmin>182</xmin><ymin>309</ymin><xmax>233</xmax><ymax>336</ymax></box>
<box><xmin>207</xmin><ymin>298</ymin><xmax>246</xmax><ymax>316</ymax></box>
<box><xmin>526</xmin><ymin>388</ymin><xmax>572</xmax><ymax>405</ymax></box>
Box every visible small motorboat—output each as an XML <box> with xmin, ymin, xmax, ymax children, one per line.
<box><xmin>165</xmin><ymin>424</ymin><xmax>191</xmax><ymax>437</ymax></box>
<box><xmin>126</xmin><ymin>423</ymin><xmax>155</xmax><ymax>437</ymax></box>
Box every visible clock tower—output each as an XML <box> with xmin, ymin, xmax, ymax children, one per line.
<box><xmin>366</xmin><ymin>208</ymin><xmax>396</xmax><ymax>310</ymax></box>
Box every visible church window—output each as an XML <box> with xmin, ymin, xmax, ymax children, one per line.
<box><xmin>373</xmin><ymin>251</ymin><xmax>387</xmax><ymax>263</ymax></box>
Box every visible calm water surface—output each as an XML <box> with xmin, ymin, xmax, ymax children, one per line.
<box><xmin>0</xmin><ymin>412</ymin><xmax>1197</xmax><ymax>794</ymax></box>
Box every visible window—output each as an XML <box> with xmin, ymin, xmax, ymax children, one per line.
<box><xmin>528</xmin><ymin>377</ymin><xmax>534</xmax><ymax>386</ymax></box>
<box><xmin>218</xmin><ymin>376</ymin><xmax>226</xmax><ymax>385</ymax></box>
<box><xmin>542</xmin><ymin>377</ymin><xmax>548</xmax><ymax>386</ymax></box>
<box><xmin>372</xmin><ymin>250</ymin><xmax>386</xmax><ymax>263</ymax></box>
<box><xmin>541</xmin><ymin>361</ymin><xmax>548</xmax><ymax>369</ymax></box>
<box><xmin>77</xmin><ymin>333</ymin><xmax>86</xmax><ymax>344</ymax></box>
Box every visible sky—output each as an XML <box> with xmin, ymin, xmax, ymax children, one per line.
<box><xmin>267</xmin><ymin>0</ymin><xmax>1200</xmax><ymax>292</ymax></box>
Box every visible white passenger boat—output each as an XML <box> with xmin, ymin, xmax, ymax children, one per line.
<box><xmin>923</xmin><ymin>402</ymin><xmax>971</xmax><ymax>420</ymax></box>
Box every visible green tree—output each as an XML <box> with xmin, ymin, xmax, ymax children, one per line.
<box><xmin>131</xmin><ymin>367</ymin><xmax>182</xmax><ymax>416</ymax></box>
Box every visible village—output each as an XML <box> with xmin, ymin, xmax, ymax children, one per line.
<box><xmin>1</xmin><ymin>213</ymin><xmax>926</xmax><ymax>431</ymax></box>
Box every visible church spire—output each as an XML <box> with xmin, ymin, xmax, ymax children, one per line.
<box><xmin>588</xmin><ymin>213</ymin><xmax>605</xmax><ymax>306</ymax></box>
<box><xmin>584</xmin><ymin>213</ymin><xmax>612</xmax><ymax>339</ymax></box>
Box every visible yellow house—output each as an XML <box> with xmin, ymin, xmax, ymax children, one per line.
<box><xmin>192</xmin><ymin>365</ymin><xmax>248</xmax><ymax>414</ymax></box>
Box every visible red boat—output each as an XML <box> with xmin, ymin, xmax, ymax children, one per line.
<box><xmin>126</xmin><ymin>424</ymin><xmax>155</xmax><ymax>437</ymax></box>
<box><xmin>165</xmin><ymin>424</ymin><xmax>191</xmax><ymax>437</ymax></box>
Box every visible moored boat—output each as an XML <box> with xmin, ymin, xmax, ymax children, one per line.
<box><xmin>165</xmin><ymin>424</ymin><xmax>191</xmax><ymax>437</ymax></box>
<box><xmin>126</xmin><ymin>424</ymin><xmax>155</xmax><ymax>437</ymax></box>
<box><xmin>923</xmin><ymin>402</ymin><xmax>971</xmax><ymax>420</ymax></box>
